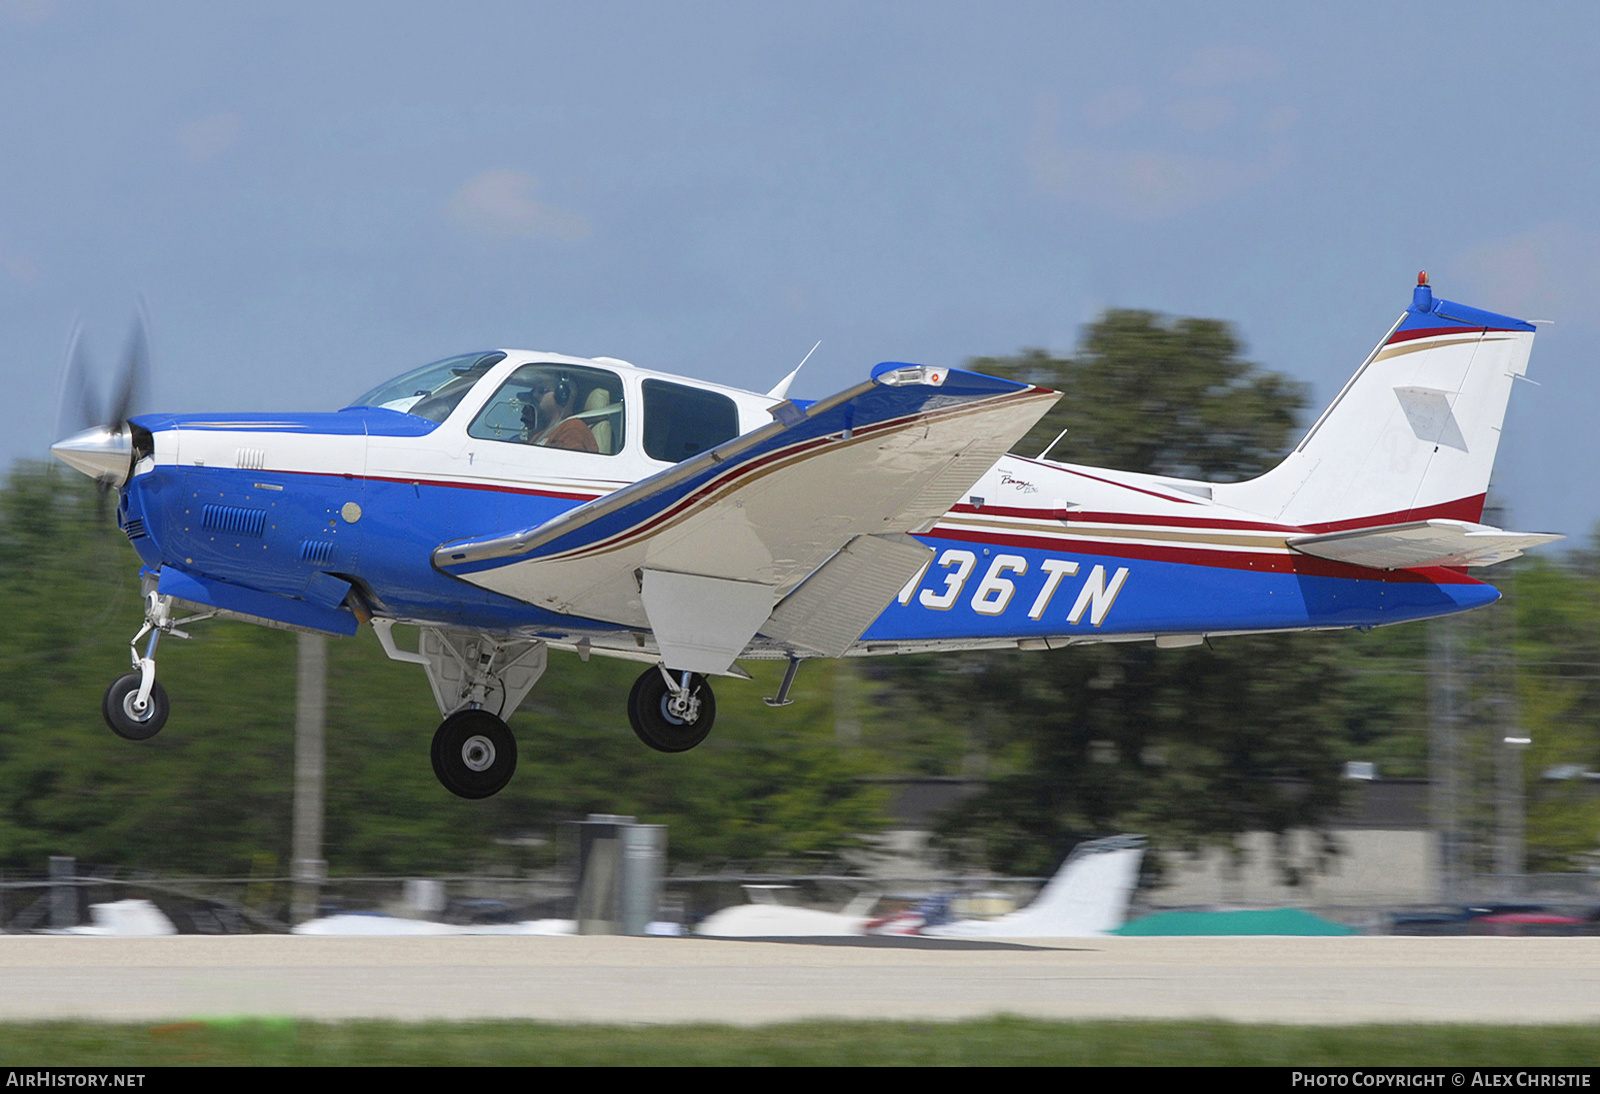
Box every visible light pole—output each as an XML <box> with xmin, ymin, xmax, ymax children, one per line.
<box><xmin>291</xmin><ymin>631</ymin><xmax>327</xmax><ymax>924</ymax></box>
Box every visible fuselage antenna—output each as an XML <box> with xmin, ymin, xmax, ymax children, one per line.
<box><xmin>1036</xmin><ymin>425</ymin><xmax>1070</xmax><ymax>461</ymax></box>
<box><xmin>767</xmin><ymin>340</ymin><xmax>821</xmax><ymax>401</ymax></box>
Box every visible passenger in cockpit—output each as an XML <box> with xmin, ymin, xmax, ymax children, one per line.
<box><xmin>520</xmin><ymin>370</ymin><xmax>599</xmax><ymax>453</ymax></box>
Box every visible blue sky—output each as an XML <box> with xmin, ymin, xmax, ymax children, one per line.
<box><xmin>4</xmin><ymin>1</ymin><xmax>1598</xmax><ymax>537</ymax></box>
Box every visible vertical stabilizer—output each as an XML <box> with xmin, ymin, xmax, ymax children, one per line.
<box><xmin>1217</xmin><ymin>275</ymin><xmax>1537</xmax><ymax>529</ymax></box>
<box><xmin>926</xmin><ymin>835</ymin><xmax>1145</xmax><ymax>938</ymax></box>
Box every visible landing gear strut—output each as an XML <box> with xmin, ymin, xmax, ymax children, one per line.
<box><xmin>431</xmin><ymin>708</ymin><xmax>518</xmax><ymax>799</ymax></box>
<box><xmin>372</xmin><ymin>621</ymin><xmax>545</xmax><ymax>799</ymax></box>
<box><xmin>628</xmin><ymin>666</ymin><xmax>716</xmax><ymax>753</ymax></box>
<box><xmin>103</xmin><ymin>589</ymin><xmax>211</xmax><ymax>742</ymax></box>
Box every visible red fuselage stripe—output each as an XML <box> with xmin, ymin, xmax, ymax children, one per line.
<box><xmin>948</xmin><ymin>494</ymin><xmax>1487</xmax><ymax>535</ymax></box>
<box><xmin>933</xmin><ymin>524</ymin><xmax>1482</xmax><ymax>584</ymax></box>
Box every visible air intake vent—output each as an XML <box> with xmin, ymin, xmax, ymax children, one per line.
<box><xmin>299</xmin><ymin>539</ymin><xmax>334</xmax><ymax>565</ymax></box>
<box><xmin>235</xmin><ymin>447</ymin><xmax>265</xmax><ymax>470</ymax></box>
<box><xmin>123</xmin><ymin>519</ymin><xmax>146</xmax><ymax>541</ymax></box>
<box><xmin>201</xmin><ymin>504</ymin><xmax>266</xmax><ymax>538</ymax></box>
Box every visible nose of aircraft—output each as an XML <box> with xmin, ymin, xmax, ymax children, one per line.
<box><xmin>50</xmin><ymin>424</ymin><xmax>133</xmax><ymax>486</ymax></box>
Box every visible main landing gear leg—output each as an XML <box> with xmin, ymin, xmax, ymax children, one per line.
<box><xmin>627</xmin><ymin>665</ymin><xmax>716</xmax><ymax>753</ymax></box>
<box><xmin>373</xmin><ymin>620</ymin><xmax>546</xmax><ymax>800</ymax></box>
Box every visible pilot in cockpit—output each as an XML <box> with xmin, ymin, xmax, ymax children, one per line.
<box><xmin>518</xmin><ymin>369</ymin><xmax>599</xmax><ymax>453</ymax></box>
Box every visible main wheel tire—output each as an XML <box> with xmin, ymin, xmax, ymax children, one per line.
<box><xmin>102</xmin><ymin>673</ymin><xmax>170</xmax><ymax>741</ymax></box>
<box><xmin>627</xmin><ymin>668</ymin><xmax>715</xmax><ymax>753</ymax></box>
<box><xmin>431</xmin><ymin>709</ymin><xmax>517</xmax><ymax>799</ymax></box>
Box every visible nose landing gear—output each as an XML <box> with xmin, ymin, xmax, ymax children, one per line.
<box><xmin>102</xmin><ymin>591</ymin><xmax>210</xmax><ymax>742</ymax></box>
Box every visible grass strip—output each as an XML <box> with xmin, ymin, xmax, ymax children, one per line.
<box><xmin>0</xmin><ymin>1017</ymin><xmax>1597</xmax><ymax>1066</ymax></box>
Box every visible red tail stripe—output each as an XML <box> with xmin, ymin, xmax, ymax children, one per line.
<box><xmin>1386</xmin><ymin>325</ymin><xmax>1516</xmax><ymax>345</ymax></box>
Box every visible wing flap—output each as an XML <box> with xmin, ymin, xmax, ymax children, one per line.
<box><xmin>761</xmin><ymin>533</ymin><xmax>935</xmax><ymax>658</ymax></box>
<box><xmin>1288</xmin><ymin>519</ymin><xmax>1563</xmax><ymax>570</ymax></box>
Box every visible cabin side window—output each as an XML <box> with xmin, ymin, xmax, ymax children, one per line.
<box><xmin>467</xmin><ymin>364</ymin><xmax>626</xmax><ymax>456</ymax></box>
<box><xmin>641</xmin><ymin>380</ymin><xmax>741</xmax><ymax>463</ymax></box>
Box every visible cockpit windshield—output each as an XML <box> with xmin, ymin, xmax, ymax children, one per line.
<box><xmin>348</xmin><ymin>352</ymin><xmax>507</xmax><ymax>423</ymax></box>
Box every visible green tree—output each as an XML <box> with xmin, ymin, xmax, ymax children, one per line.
<box><xmin>868</xmin><ymin>636</ymin><xmax>1352</xmax><ymax>877</ymax></box>
<box><xmin>975</xmin><ymin>311</ymin><xmax>1307</xmax><ymax>479</ymax></box>
<box><xmin>1495</xmin><ymin>548</ymin><xmax>1600</xmax><ymax>872</ymax></box>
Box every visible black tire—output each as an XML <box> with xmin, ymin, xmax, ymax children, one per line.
<box><xmin>102</xmin><ymin>673</ymin><xmax>170</xmax><ymax>741</ymax></box>
<box><xmin>431</xmin><ymin>709</ymin><xmax>517</xmax><ymax>799</ymax></box>
<box><xmin>627</xmin><ymin>667</ymin><xmax>715</xmax><ymax>753</ymax></box>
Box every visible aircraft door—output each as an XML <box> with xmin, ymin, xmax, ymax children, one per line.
<box><xmin>461</xmin><ymin>363</ymin><xmax>632</xmax><ymax>527</ymax></box>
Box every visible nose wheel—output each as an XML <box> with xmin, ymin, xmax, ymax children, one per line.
<box><xmin>627</xmin><ymin>666</ymin><xmax>715</xmax><ymax>753</ymax></box>
<box><xmin>431</xmin><ymin>708</ymin><xmax>517</xmax><ymax>799</ymax></box>
<box><xmin>103</xmin><ymin>673</ymin><xmax>170</xmax><ymax>741</ymax></box>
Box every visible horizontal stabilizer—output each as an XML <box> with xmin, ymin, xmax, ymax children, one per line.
<box><xmin>1288</xmin><ymin>520</ymin><xmax>1563</xmax><ymax>571</ymax></box>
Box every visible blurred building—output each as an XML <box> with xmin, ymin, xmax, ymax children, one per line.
<box><xmin>1148</xmin><ymin>779</ymin><xmax>1435</xmax><ymax>907</ymax></box>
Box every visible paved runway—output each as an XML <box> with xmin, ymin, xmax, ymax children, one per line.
<box><xmin>1</xmin><ymin>935</ymin><xmax>1597</xmax><ymax>1024</ymax></box>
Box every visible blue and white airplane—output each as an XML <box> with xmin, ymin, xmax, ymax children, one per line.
<box><xmin>51</xmin><ymin>274</ymin><xmax>1560</xmax><ymax>798</ymax></box>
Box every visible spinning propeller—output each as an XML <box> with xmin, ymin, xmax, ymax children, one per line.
<box><xmin>50</xmin><ymin>309</ymin><xmax>150</xmax><ymax>495</ymax></box>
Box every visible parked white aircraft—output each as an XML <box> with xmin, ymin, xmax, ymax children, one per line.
<box><xmin>695</xmin><ymin>835</ymin><xmax>1145</xmax><ymax>938</ymax></box>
